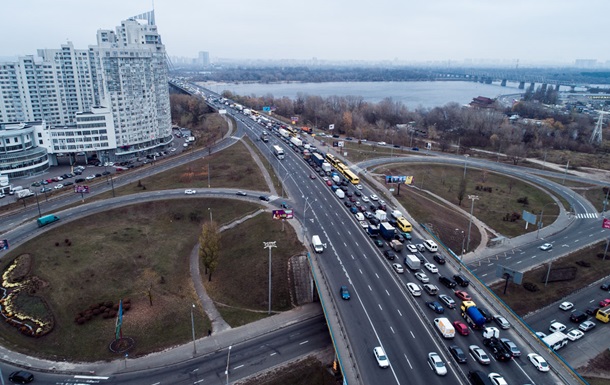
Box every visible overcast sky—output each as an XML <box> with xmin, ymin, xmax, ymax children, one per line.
<box><xmin>2</xmin><ymin>0</ymin><xmax>608</xmax><ymax>65</ymax></box>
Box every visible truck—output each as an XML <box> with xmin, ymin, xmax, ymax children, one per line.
<box><xmin>9</xmin><ymin>185</ymin><xmax>23</xmax><ymax>195</ymax></box>
<box><xmin>273</xmin><ymin>145</ymin><xmax>285</xmax><ymax>160</ymax></box>
<box><xmin>260</xmin><ymin>133</ymin><xmax>269</xmax><ymax>142</ymax></box>
<box><xmin>278</xmin><ymin>128</ymin><xmax>290</xmax><ymax>138</ymax></box>
<box><xmin>321</xmin><ymin>162</ymin><xmax>331</xmax><ymax>173</ymax></box>
<box><xmin>335</xmin><ymin>189</ymin><xmax>345</xmax><ymax>199</ymax></box>
<box><xmin>367</xmin><ymin>224</ymin><xmax>380</xmax><ymax>237</ymax></box>
<box><xmin>461</xmin><ymin>301</ymin><xmax>486</xmax><ymax>329</ymax></box>
<box><xmin>243</xmin><ymin>109</ymin><xmax>251</xmax><ymax>116</ymax></box>
<box><xmin>404</xmin><ymin>254</ymin><xmax>420</xmax><ymax>270</ymax></box>
<box><xmin>390</xmin><ymin>239</ymin><xmax>403</xmax><ymax>252</ymax></box>
<box><xmin>311</xmin><ymin>153</ymin><xmax>325</xmax><ymax>167</ymax></box>
<box><xmin>375</xmin><ymin>210</ymin><xmax>387</xmax><ymax>222</ymax></box>
<box><xmin>290</xmin><ymin>137</ymin><xmax>303</xmax><ymax>147</ymax></box>
<box><xmin>391</xmin><ymin>210</ymin><xmax>403</xmax><ymax>219</ymax></box>
<box><xmin>483</xmin><ymin>336</ymin><xmax>512</xmax><ymax>361</ymax></box>
<box><xmin>542</xmin><ymin>331</ymin><xmax>569</xmax><ymax>351</ymax></box>
<box><xmin>434</xmin><ymin>317</ymin><xmax>455</xmax><ymax>339</ymax></box>
<box><xmin>16</xmin><ymin>189</ymin><xmax>34</xmax><ymax>199</ymax></box>
<box><xmin>37</xmin><ymin>214</ymin><xmax>60</xmax><ymax>227</ymax></box>
<box><xmin>379</xmin><ymin>222</ymin><xmax>395</xmax><ymax>240</ymax></box>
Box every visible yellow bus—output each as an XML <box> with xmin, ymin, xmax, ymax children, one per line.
<box><xmin>343</xmin><ymin>169</ymin><xmax>360</xmax><ymax>185</ymax></box>
<box><xmin>335</xmin><ymin>162</ymin><xmax>349</xmax><ymax>174</ymax></box>
<box><xmin>396</xmin><ymin>217</ymin><xmax>413</xmax><ymax>233</ymax></box>
<box><xmin>596</xmin><ymin>305</ymin><xmax>610</xmax><ymax>323</ymax></box>
<box><xmin>325</xmin><ymin>153</ymin><xmax>339</xmax><ymax>167</ymax></box>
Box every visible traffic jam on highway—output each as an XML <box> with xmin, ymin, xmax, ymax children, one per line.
<box><xmin>232</xmin><ymin>106</ymin><xmax>557</xmax><ymax>385</ymax></box>
<box><xmin>187</xmin><ymin>86</ymin><xmax>588</xmax><ymax>384</ymax></box>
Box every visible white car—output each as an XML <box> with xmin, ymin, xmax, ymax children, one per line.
<box><xmin>378</xmin><ymin>141</ymin><xmax>387</xmax><ymax>146</ymax></box>
<box><xmin>406</xmin><ymin>244</ymin><xmax>418</xmax><ymax>253</ymax></box>
<box><xmin>549</xmin><ymin>321</ymin><xmax>566</xmax><ymax>333</ymax></box>
<box><xmin>355</xmin><ymin>212</ymin><xmax>365</xmax><ymax>221</ymax></box>
<box><xmin>392</xmin><ymin>263</ymin><xmax>404</xmax><ymax>274</ymax></box>
<box><xmin>540</xmin><ymin>243</ymin><xmax>553</xmax><ymax>251</ymax></box>
<box><xmin>566</xmin><ymin>329</ymin><xmax>584</xmax><ymax>341</ymax></box>
<box><xmin>322</xmin><ymin>176</ymin><xmax>329</xmax><ymax>181</ymax></box>
<box><xmin>184</xmin><ymin>189</ymin><xmax>196</xmax><ymax>195</ymax></box>
<box><xmin>528</xmin><ymin>353</ymin><xmax>550</xmax><ymax>372</ymax></box>
<box><xmin>85</xmin><ymin>175</ymin><xmax>96</xmax><ymax>180</ymax></box>
<box><xmin>469</xmin><ymin>345</ymin><xmax>490</xmax><ymax>365</ymax></box>
<box><xmin>579</xmin><ymin>320</ymin><xmax>596</xmax><ymax>332</ymax></box>
<box><xmin>359</xmin><ymin>220</ymin><xmax>369</xmax><ymax>229</ymax></box>
<box><xmin>356</xmin><ymin>184</ymin><xmax>363</xmax><ymax>190</ymax></box>
<box><xmin>374</xmin><ymin>346</ymin><xmax>389</xmax><ymax>368</ymax></box>
<box><xmin>427</xmin><ymin>352</ymin><xmax>447</xmax><ymax>376</ymax></box>
<box><xmin>370</xmin><ymin>194</ymin><xmax>379</xmax><ymax>201</ymax></box>
<box><xmin>56</xmin><ymin>176</ymin><xmax>63</xmax><ymax>181</ymax></box>
<box><xmin>415</xmin><ymin>272</ymin><xmax>429</xmax><ymax>283</ymax></box>
<box><xmin>54</xmin><ymin>184</ymin><xmax>63</xmax><ymax>189</ymax></box>
<box><xmin>170</xmin><ymin>148</ymin><xmax>176</xmax><ymax>152</ymax></box>
<box><xmin>362</xmin><ymin>196</ymin><xmax>370</xmax><ymax>203</ymax></box>
<box><xmin>488</xmin><ymin>373</ymin><xmax>508</xmax><ymax>385</ymax></box>
<box><xmin>559</xmin><ymin>301</ymin><xmax>573</xmax><ymax>311</ymax></box>
<box><xmin>406</xmin><ymin>282</ymin><xmax>422</xmax><ymax>297</ymax></box>
<box><xmin>424</xmin><ymin>263</ymin><xmax>438</xmax><ymax>274</ymax></box>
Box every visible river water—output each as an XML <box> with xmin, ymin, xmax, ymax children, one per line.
<box><xmin>201</xmin><ymin>80</ymin><xmax>526</xmax><ymax>109</ymax></box>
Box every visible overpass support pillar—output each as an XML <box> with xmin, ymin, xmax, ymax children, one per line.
<box><xmin>501</xmin><ymin>79</ymin><xmax>507</xmax><ymax>87</ymax></box>
<box><xmin>518</xmin><ymin>81</ymin><xmax>525</xmax><ymax>89</ymax></box>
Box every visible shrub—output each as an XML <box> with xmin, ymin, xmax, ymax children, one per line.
<box><xmin>523</xmin><ymin>282</ymin><xmax>539</xmax><ymax>292</ymax></box>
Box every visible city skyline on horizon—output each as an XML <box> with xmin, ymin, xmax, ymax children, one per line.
<box><xmin>1</xmin><ymin>1</ymin><xmax>609</xmax><ymax>66</ymax></box>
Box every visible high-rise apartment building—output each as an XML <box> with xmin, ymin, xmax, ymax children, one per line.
<box><xmin>0</xmin><ymin>10</ymin><xmax>172</xmax><ymax>174</ymax></box>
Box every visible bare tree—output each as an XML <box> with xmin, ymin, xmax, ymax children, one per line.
<box><xmin>199</xmin><ymin>221</ymin><xmax>220</xmax><ymax>282</ymax></box>
<box><xmin>506</xmin><ymin>144</ymin><xmax>527</xmax><ymax>165</ymax></box>
<box><xmin>457</xmin><ymin>177</ymin><xmax>467</xmax><ymax>206</ymax></box>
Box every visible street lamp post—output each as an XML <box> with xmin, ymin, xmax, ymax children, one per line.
<box><xmin>190</xmin><ymin>304</ymin><xmax>196</xmax><ymax>355</ymax></box>
<box><xmin>225</xmin><ymin>345</ymin><xmax>232</xmax><ymax>385</ymax></box>
<box><xmin>208</xmin><ymin>208</ymin><xmax>213</xmax><ymax>223</ymax></box>
<box><xmin>466</xmin><ymin>195</ymin><xmax>479</xmax><ymax>253</ymax></box>
<box><xmin>536</xmin><ymin>202</ymin><xmax>558</xmax><ymax>239</ymax></box>
<box><xmin>263</xmin><ymin>242</ymin><xmax>277</xmax><ymax>315</ymax></box>
<box><xmin>34</xmin><ymin>190</ymin><xmax>42</xmax><ymax>218</ymax></box>
<box><xmin>455</xmin><ymin>229</ymin><xmax>466</xmax><ymax>271</ymax></box>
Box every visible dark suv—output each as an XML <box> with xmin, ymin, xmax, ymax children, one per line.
<box><xmin>433</xmin><ymin>254</ymin><xmax>446</xmax><ymax>265</ymax></box>
<box><xmin>570</xmin><ymin>310</ymin><xmax>587</xmax><ymax>323</ymax></box>
<box><xmin>383</xmin><ymin>250</ymin><xmax>396</xmax><ymax>260</ymax></box>
<box><xmin>438</xmin><ymin>275</ymin><xmax>457</xmax><ymax>289</ymax></box>
<box><xmin>453</xmin><ymin>274</ymin><xmax>470</xmax><ymax>287</ymax></box>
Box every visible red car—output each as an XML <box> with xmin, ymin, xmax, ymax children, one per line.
<box><xmin>326</xmin><ymin>180</ymin><xmax>333</xmax><ymax>187</ymax></box>
<box><xmin>309</xmin><ymin>174</ymin><xmax>316</xmax><ymax>179</ymax></box>
<box><xmin>455</xmin><ymin>290</ymin><xmax>472</xmax><ymax>301</ymax></box>
<box><xmin>599</xmin><ymin>298</ymin><xmax>610</xmax><ymax>307</ymax></box>
<box><xmin>453</xmin><ymin>321</ymin><xmax>469</xmax><ymax>336</ymax></box>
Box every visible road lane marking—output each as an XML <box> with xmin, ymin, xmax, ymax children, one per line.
<box><xmin>234</xmin><ymin>364</ymin><xmax>244</xmax><ymax>370</ymax></box>
<box><xmin>359</xmin><ymin>269</ymin><xmax>363</xmax><ymax>275</ymax></box>
<box><xmin>404</xmin><ymin>353</ymin><xmax>413</xmax><ymax>369</ymax></box>
<box><xmin>300</xmin><ymin>340</ymin><xmax>309</xmax><ymax>345</ymax></box>
<box><xmin>390</xmin><ymin>326</ymin><xmax>395</xmax><ymax>334</ymax></box>
<box><xmin>397</xmin><ymin>309</ymin><xmax>403</xmax><ymax>317</ymax></box>
<box><xmin>375</xmin><ymin>273</ymin><xmax>380</xmax><ymax>279</ymax></box>
<box><xmin>368</xmin><ymin>285</ymin><xmax>372</xmax><ymax>291</ymax></box>
<box><xmin>378</xmin><ymin>304</ymin><xmax>383</xmax><ymax>311</ymax></box>
<box><xmin>386</xmin><ymin>290</ymin><xmax>390</xmax><ymax>296</ymax></box>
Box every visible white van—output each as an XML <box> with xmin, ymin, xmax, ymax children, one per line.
<box><xmin>312</xmin><ymin>235</ymin><xmax>324</xmax><ymax>253</ymax></box>
<box><xmin>423</xmin><ymin>239</ymin><xmax>438</xmax><ymax>252</ymax></box>
<box><xmin>335</xmin><ymin>189</ymin><xmax>345</xmax><ymax>199</ymax></box>
<box><xmin>549</xmin><ymin>322</ymin><xmax>566</xmax><ymax>333</ymax></box>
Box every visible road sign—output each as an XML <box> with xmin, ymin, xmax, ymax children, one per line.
<box><xmin>272</xmin><ymin>210</ymin><xmax>293</xmax><ymax>220</ymax></box>
<box><xmin>603</xmin><ymin>218</ymin><xmax>610</xmax><ymax>229</ymax></box>
<box><xmin>74</xmin><ymin>185</ymin><xmax>90</xmax><ymax>193</ymax></box>
<box><xmin>495</xmin><ymin>264</ymin><xmax>523</xmax><ymax>285</ymax></box>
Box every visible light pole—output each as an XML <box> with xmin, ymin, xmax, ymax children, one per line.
<box><xmin>263</xmin><ymin>242</ymin><xmax>277</xmax><ymax>315</ymax></box>
<box><xmin>190</xmin><ymin>304</ymin><xmax>197</xmax><ymax>355</ymax></box>
<box><xmin>466</xmin><ymin>195</ymin><xmax>479</xmax><ymax>253</ymax></box>
<box><xmin>33</xmin><ymin>190</ymin><xmax>42</xmax><ymax>218</ymax></box>
<box><xmin>208</xmin><ymin>208</ymin><xmax>213</xmax><ymax>223</ymax></box>
<box><xmin>536</xmin><ymin>202</ymin><xmax>558</xmax><ymax>239</ymax></box>
<box><xmin>225</xmin><ymin>345</ymin><xmax>232</xmax><ymax>385</ymax></box>
<box><xmin>455</xmin><ymin>228</ymin><xmax>466</xmax><ymax>271</ymax></box>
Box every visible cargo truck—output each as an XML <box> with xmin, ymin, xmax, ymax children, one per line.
<box><xmin>16</xmin><ymin>189</ymin><xmax>34</xmax><ymax>199</ymax></box>
<box><xmin>367</xmin><ymin>224</ymin><xmax>380</xmax><ymax>237</ymax></box>
<box><xmin>321</xmin><ymin>162</ymin><xmax>331</xmax><ymax>173</ymax></box>
<box><xmin>404</xmin><ymin>254</ymin><xmax>420</xmax><ymax>270</ymax></box>
<box><xmin>312</xmin><ymin>153</ymin><xmax>325</xmax><ymax>167</ymax></box>
<box><xmin>312</xmin><ymin>235</ymin><xmax>324</xmax><ymax>253</ymax></box>
<box><xmin>461</xmin><ymin>301</ymin><xmax>486</xmax><ymax>329</ymax></box>
<box><xmin>434</xmin><ymin>317</ymin><xmax>455</xmax><ymax>339</ymax></box>
<box><xmin>375</xmin><ymin>210</ymin><xmax>387</xmax><ymax>222</ymax></box>
<box><xmin>290</xmin><ymin>137</ymin><xmax>303</xmax><ymax>147</ymax></box>
<box><xmin>379</xmin><ymin>222</ymin><xmax>395</xmax><ymax>240</ymax></box>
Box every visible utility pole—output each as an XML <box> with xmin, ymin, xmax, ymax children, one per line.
<box><xmin>263</xmin><ymin>242</ymin><xmax>277</xmax><ymax>315</ymax></box>
<box><xmin>466</xmin><ymin>195</ymin><xmax>479</xmax><ymax>253</ymax></box>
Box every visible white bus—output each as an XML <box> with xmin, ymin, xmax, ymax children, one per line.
<box><xmin>273</xmin><ymin>145</ymin><xmax>285</xmax><ymax>160</ymax></box>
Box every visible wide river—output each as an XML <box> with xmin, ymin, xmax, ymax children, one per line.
<box><xmin>200</xmin><ymin>80</ymin><xmax>526</xmax><ymax>109</ymax></box>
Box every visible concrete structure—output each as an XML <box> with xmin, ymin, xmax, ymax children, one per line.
<box><xmin>0</xmin><ymin>10</ymin><xmax>172</xmax><ymax>167</ymax></box>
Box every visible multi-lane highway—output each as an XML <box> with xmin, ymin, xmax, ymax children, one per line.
<box><xmin>0</xmin><ymin>83</ymin><xmax>600</xmax><ymax>384</ymax></box>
